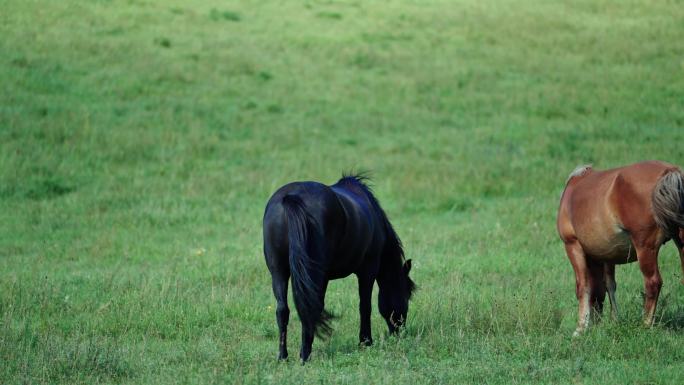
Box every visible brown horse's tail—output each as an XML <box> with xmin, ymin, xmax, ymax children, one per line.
<box><xmin>652</xmin><ymin>169</ymin><xmax>684</xmax><ymax>248</ymax></box>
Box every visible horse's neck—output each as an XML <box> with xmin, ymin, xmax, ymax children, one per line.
<box><xmin>378</xmin><ymin>257</ymin><xmax>402</xmax><ymax>285</ymax></box>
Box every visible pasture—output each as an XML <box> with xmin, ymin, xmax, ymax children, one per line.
<box><xmin>2</xmin><ymin>0</ymin><xmax>684</xmax><ymax>383</ymax></box>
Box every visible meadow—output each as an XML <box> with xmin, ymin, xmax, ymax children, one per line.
<box><xmin>2</xmin><ymin>0</ymin><xmax>684</xmax><ymax>383</ymax></box>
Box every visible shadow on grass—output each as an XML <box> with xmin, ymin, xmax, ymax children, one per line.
<box><xmin>658</xmin><ymin>305</ymin><xmax>684</xmax><ymax>330</ymax></box>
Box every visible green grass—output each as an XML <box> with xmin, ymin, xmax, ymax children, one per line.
<box><xmin>2</xmin><ymin>0</ymin><xmax>684</xmax><ymax>383</ymax></box>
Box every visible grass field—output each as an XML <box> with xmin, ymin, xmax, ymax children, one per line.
<box><xmin>2</xmin><ymin>0</ymin><xmax>684</xmax><ymax>383</ymax></box>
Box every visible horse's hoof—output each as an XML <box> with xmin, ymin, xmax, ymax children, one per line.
<box><xmin>277</xmin><ymin>354</ymin><xmax>288</xmax><ymax>361</ymax></box>
<box><xmin>572</xmin><ymin>329</ymin><xmax>584</xmax><ymax>337</ymax></box>
<box><xmin>359</xmin><ymin>338</ymin><xmax>373</xmax><ymax>347</ymax></box>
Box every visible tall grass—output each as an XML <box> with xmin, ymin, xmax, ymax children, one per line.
<box><xmin>2</xmin><ymin>0</ymin><xmax>684</xmax><ymax>383</ymax></box>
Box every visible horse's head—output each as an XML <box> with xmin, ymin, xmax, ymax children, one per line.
<box><xmin>378</xmin><ymin>259</ymin><xmax>415</xmax><ymax>334</ymax></box>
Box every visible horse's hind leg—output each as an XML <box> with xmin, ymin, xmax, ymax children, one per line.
<box><xmin>588</xmin><ymin>260</ymin><xmax>606</xmax><ymax>321</ymax></box>
<box><xmin>604</xmin><ymin>263</ymin><xmax>618</xmax><ymax>321</ymax></box>
<box><xmin>633</xmin><ymin>243</ymin><xmax>662</xmax><ymax>326</ymax></box>
<box><xmin>564</xmin><ymin>240</ymin><xmax>591</xmax><ymax>336</ymax></box>
<box><xmin>272</xmin><ymin>271</ymin><xmax>290</xmax><ymax>360</ymax></box>
<box><xmin>675</xmin><ymin>230</ymin><xmax>684</xmax><ymax>285</ymax></box>
<box><xmin>299</xmin><ymin>279</ymin><xmax>329</xmax><ymax>362</ymax></box>
<box><xmin>267</xmin><ymin>255</ymin><xmax>290</xmax><ymax>360</ymax></box>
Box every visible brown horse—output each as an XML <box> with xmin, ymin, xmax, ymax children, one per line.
<box><xmin>557</xmin><ymin>160</ymin><xmax>684</xmax><ymax>335</ymax></box>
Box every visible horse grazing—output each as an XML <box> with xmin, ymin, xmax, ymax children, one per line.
<box><xmin>557</xmin><ymin>160</ymin><xmax>684</xmax><ymax>335</ymax></box>
<box><xmin>263</xmin><ymin>174</ymin><xmax>415</xmax><ymax>361</ymax></box>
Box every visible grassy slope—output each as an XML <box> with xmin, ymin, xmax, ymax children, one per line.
<box><xmin>1</xmin><ymin>0</ymin><xmax>684</xmax><ymax>383</ymax></box>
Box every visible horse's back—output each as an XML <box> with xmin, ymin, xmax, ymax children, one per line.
<box><xmin>263</xmin><ymin>177</ymin><xmax>391</xmax><ymax>279</ymax></box>
<box><xmin>558</xmin><ymin>161</ymin><xmax>677</xmax><ymax>261</ymax></box>
<box><xmin>328</xmin><ymin>182</ymin><xmax>384</xmax><ymax>277</ymax></box>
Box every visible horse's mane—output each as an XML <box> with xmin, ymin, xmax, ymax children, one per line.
<box><xmin>338</xmin><ymin>171</ymin><xmax>372</xmax><ymax>187</ymax></box>
<box><xmin>336</xmin><ymin>173</ymin><xmax>416</xmax><ymax>299</ymax></box>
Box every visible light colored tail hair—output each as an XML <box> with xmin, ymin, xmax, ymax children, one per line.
<box><xmin>565</xmin><ymin>164</ymin><xmax>592</xmax><ymax>184</ymax></box>
<box><xmin>652</xmin><ymin>169</ymin><xmax>684</xmax><ymax>243</ymax></box>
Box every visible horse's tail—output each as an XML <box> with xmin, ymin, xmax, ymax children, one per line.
<box><xmin>281</xmin><ymin>194</ymin><xmax>333</xmax><ymax>338</ymax></box>
<box><xmin>652</xmin><ymin>169</ymin><xmax>684</xmax><ymax>248</ymax></box>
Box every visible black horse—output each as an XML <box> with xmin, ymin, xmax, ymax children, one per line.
<box><xmin>263</xmin><ymin>174</ymin><xmax>415</xmax><ymax>361</ymax></box>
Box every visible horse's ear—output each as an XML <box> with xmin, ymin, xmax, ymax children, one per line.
<box><xmin>404</xmin><ymin>259</ymin><xmax>412</xmax><ymax>274</ymax></box>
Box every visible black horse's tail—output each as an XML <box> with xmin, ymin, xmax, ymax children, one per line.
<box><xmin>281</xmin><ymin>194</ymin><xmax>333</xmax><ymax>338</ymax></box>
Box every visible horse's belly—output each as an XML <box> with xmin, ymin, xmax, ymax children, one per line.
<box><xmin>327</xmin><ymin>269</ymin><xmax>355</xmax><ymax>280</ymax></box>
<box><xmin>327</xmin><ymin>236</ymin><xmax>381</xmax><ymax>280</ymax></box>
<box><xmin>578</xmin><ymin>228</ymin><xmax>637</xmax><ymax>264</ymax></box>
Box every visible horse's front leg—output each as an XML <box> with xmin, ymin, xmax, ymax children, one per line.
<box><xmin>604</xmin><ymin>263</ymin><xmax>618</xmax><ymax>321</ymax></box>
<box><xmin>588</xmin><ymin>260</ymin><xmax>606</xmax><ymax>321</ymax></box>
<box><xmin>357</xmin><ymin>274</ymin><xmax>374</xmax><ymax>346</ymax></box>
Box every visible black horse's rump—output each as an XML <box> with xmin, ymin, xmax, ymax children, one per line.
<box><xmin>263</xmin><ymin>174</ymin><xmax>415</xmax><ymax>361</ymax></box>
<box><xmin>281</xmin><ymin>194</ymin><xmax>334</xmax><ymax>337</ymax></box>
